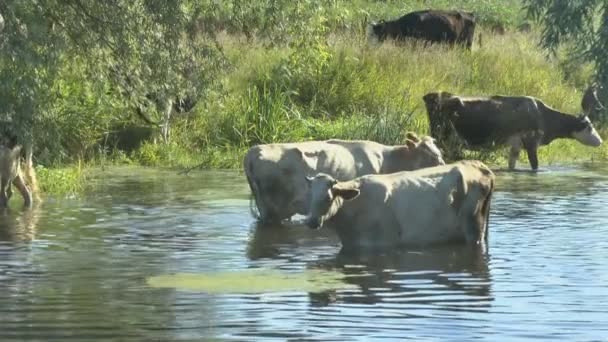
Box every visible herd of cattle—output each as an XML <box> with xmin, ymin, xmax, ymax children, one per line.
<box><xmin>244</xmin><ymin>96</ymin><xmax>601</xmax><ymax>252</ymax></box>
<box><xmin>1</xmin><ymin>8</ymin><xmax>606</xmax><ymax>253</ymax></box>
<box><xmin>243</xmin><ymin>7</ymin><xmax>605</xmax><ymax>251</ymax></box>
<box><xmin>243</xmin><ymin>85</ymin><xmax>604</xmax><ymax>251</ymax></box>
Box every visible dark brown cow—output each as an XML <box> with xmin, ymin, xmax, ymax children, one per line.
<box><xmin>581</xmin><ymin>83</ymin><xmax>605</xmax><ymax>122</ymax></box>
<box><xmin>423</xmin><ymin>92</ymin><xmax>603</xmax><ymax>170</ymax></box>
<box><xmin>370</xmin><ymin>10</ymin><xmax>476</xmax><ymax>49</ymax></box>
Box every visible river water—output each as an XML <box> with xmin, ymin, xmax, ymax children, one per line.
<box><xmin>1</xmin><ymin>165</ymin><xmax>607</xmax><ymax>341</ymax></box>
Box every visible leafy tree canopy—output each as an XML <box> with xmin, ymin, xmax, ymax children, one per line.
<box><xmin>525</xmin><ymin>0</ymin><xmax>608</xmax><ymax>85</ymax></box>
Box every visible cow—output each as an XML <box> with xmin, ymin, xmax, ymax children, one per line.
<box><xmin>369</xmin><ymin>10</ymin><xmax>476</xmax><ymax>49</ymax></box>
<box><xmin>423</xmin><ymin>91</ymin><xmax>603</xmax><ymax>170</ymax></box>
<box><xmin>244</xmin><ymin>133</ymin><xmax>445</xmax><ymax>224</ymax></box>
<box><xmin>581</xmin><ymin>83</ymin><xmax>605</xmax><ymax>123</ymax></box>
<box><xmin>304</xmin><ymin>160</ymin><xmax>495</xmax><ymax>251</ymax></box>
<box><xmin>0</xmin><ymin>144</ymin><xmax>35</xmax><ymax>209</ymax></box>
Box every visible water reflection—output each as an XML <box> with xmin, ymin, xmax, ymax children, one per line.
<box><xmin>247</xmin><ymin>221</ymin><xmax>340</xmax><ymax>260</ymax></box>
<box><xmin>0</xmin><ymin>204</ymin><xmax>42</xmax><ymax>242</ymax></box>
<box><xmin>1</xmin><ymin>164</ymin><xmax>608</xmax><ymax>341</ymax></box>
<box><xmin>311</xmin><ymin>245</ymin><xmax>492</xmax><ymax>309</ymax></box>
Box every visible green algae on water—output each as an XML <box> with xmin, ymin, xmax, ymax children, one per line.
<box><xmin>146</xmin><ymin>269</ymin><xmax>355</xmax><ymax>294</ymax></box>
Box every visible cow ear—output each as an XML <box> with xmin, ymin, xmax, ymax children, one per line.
<box><xmin>405</xmin><ymin>132</ymin><xmax>420</xmax><ymax>143</ymax></box>
<box><xmin>332</xmin><ymin>186</ymin><xmax>360</xmax><ymax>201</ymax></box>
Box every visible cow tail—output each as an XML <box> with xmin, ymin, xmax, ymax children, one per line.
<box><xmin>482</xmin><ymin>176</ymin><xmax>494</xmax><ymax>243</ymax></box>
<box><xmin>23</xmin><ymin>143</ymin><xmax>40</xmax><ymax>203</ymax></box>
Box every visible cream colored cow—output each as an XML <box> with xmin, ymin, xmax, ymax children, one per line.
<box><xmin>305</xmin><ymin>160</ymin><xmax>495</xmax><ymax>251</ymax></box>
<box><xmin>244</xmin><ymin>134</ymin><xmax>445</xmax><ymax>223</ymax></box>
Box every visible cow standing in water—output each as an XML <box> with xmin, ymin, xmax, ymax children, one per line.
<box><xmin>423</xmin><ymin>92</ymin><xmax>603</xmax><ymax>170</ymax></box>
<box><xmin>369</xmin><ymin>10</ymin><xmax>476</xmax><ymax>49</ymax></box>
<box><xmin>304</xmin><ymin>160</ymin><xmax>495</xmax><ymax>251</ymax></box>
<box><xmin>0</xmin><ymin>127</ymin><xmax>39</xmax><ymax>209</ymax></box>
<box><xmin>0</xmin><ymin>144</ymin><xmax>34</xmax><ymax>209</ymax></box>
<box><xmin>244</xmin><ymin>134</ymin><xmax>445</xmax><ymax>224</ymax></box>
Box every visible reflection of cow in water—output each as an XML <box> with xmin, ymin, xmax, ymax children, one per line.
<box><xmin>309</xmin><ymin>245</ymin><xmax>491</xmax><ymax>307</ymax></box>
<box><xmin>370</xmin><ymin>9</ymin><xmax>476</xmax><ymax>49</ymax></box>
<box><xmin>423</xmin><ymin>92</ymin><xmax>603</xmax><ymax>170</ymax></box>
<box><xmin>0</xmin><ymin>203</ymin><xmax>42</xmax><ymax>242</ymax></box>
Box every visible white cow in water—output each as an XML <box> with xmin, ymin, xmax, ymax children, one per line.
<box><xmin>304</xmin><ymin>160</ymin><xmax>495</xmax><ymax>251</ymax></box>
<box><xmin>244</xmin><ymin>133</ymin><xmax>445</xmax><ymax>223</ymax></box>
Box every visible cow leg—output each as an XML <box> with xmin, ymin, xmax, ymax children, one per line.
<box><xmin>252</xmin><ymin>193</ymin><xmax>279</xmax><ymax>224</ymax></box>
<box><xmin>507</xmin><ymin>136</ymin><xmax>522</xmax><ymax>170</ymax></box>
<box><xmin>522</xmin><ymin>137</ymin><xmax>540</xmax><ymax>171</ymax></box>
<box><xmin>13</xmin><ymin>174</ymin><xmax>32</xmax><ymax>208</ymax></box>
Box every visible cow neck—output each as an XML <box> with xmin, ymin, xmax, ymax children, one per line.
<box><xmin>381</xmin><ymin>146</ymin><xmax>409</xmax><ymax>173</ymax></box>
<box><xmin>541</xmin><ymin>107</ymin><xmax>579</xmax><ymax>144</ymax></box>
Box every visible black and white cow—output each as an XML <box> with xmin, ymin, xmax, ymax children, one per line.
<box><xmin>423</xmin><ymin>91</ymin><xmax>603</xmax><ymax>170</ymax></box>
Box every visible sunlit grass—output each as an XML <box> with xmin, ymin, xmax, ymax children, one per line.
<box><xmin>35</xmin><ymin>163</ymin><xmax>87</xmax><ymax>196</ymax></box>
<box><xmin>139</xmin><ymin>29</ymin><xmax>604</xmax><ymax>171</ymax></box>
<box><xmin>48</xmin><ymin>18</ymin><xmax>608</xmax><ymax>191</ymax></box>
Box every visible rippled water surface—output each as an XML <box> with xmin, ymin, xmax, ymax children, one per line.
<box><xmin>1</xmin><ymin>165</ymin><xmax>608</xmax><ymax>341</ymax></box>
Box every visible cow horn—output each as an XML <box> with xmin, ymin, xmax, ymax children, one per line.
<box><xmin>305</xmin><ymin>176</ymin><xmax>314</xmax><ymax>183</ymax></box>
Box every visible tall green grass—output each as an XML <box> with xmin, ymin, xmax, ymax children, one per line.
<box><xmin>121</xmin><ymin>28</ymin><xmax>605</xmax><ymax>173</ymax></box>
<box><xmin>20</xmin><ymin>0</ymin><xmax>608</xmax><ymax>197</ymax></box>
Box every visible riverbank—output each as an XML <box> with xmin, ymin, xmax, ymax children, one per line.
<box><xmin>36</xmin><ymin>26</ymin><xmax>608</xmax><ymax>195</ymax></box>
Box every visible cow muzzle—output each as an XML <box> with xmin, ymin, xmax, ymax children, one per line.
<box><xmin>574</xmin><ymin>127</ymin><xmax>603</xmax><ymax>147</ymax></box>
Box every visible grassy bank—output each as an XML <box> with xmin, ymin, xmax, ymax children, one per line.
<box><xmin>32</xmin><ymin>1</ymin><xmax>608</xmax><ymax>195</ymax></box>
<box><xmin>126</xmin><ymin>31</ymin><xmax>604</xmax><ymax>164</ymax></box>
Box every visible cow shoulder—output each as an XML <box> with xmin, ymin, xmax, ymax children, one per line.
<box><xmin>437</xmin><ymin>93</ymin><xmax>465</xmax><ymax>113</ymax></box>
<box><xmin>282</xmin><ymin>146</ymin><xmax>320</xmax><ymax>176</ymax></box>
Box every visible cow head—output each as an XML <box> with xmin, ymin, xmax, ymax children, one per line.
<box><xmin>392</xmin><ymin>133</ymin><xmax>445</xmax><ymax>171</ymax></box>
<box><xmin>423</xmin><ymin>92</ymin><xmax>460</xmax><ymax>113</ymax></box>
<box><xmin>571</xmin><ymin>114</ymin><xmax>603</xmax><ymax>147</ymax></box>
<box><xmin>370</xmin><ymin>20</ymin><xmax>387</xmax><ymax>42</ymax></box>
<box><xmin>304</xmin><ymin>173</ymin><xmax>359</xmax><ymax>230</ymax></box>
